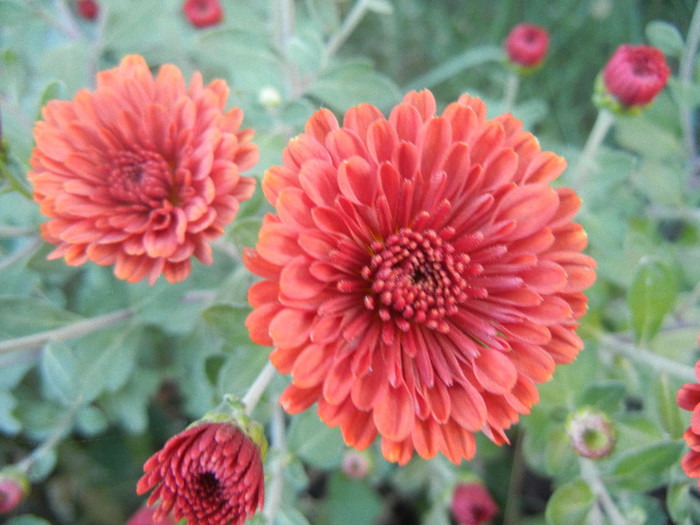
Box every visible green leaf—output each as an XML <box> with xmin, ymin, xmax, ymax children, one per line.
<box><xmin>197</xmin><ymin>29</ymin><xmax>284</xmax><ymax>90</ymax></box>
<box><xmin>39</xmin><ymin>342</ymin><xmax>78</xmax><ymax>405</ymax></box>
<box><xmin>287</xmin><ymin>409</ymin><xmax>344</xmax><ymax>469</ymax></box>
<box><xmin>627</xmin><ymin>256</ymin><xmax>677</xmax><ymax>343</ymax></box>
<box><xmin>0</xmin><ymin>0</ymin><xmax>32</xmax><ymax>25</ymax></box>
<box><xmin>0</xmin><ymin>296</ymin><xmax>82</xmax><ymax>339</ymax></box>
<box><xmin>366</xmin><ymin>0</ymin><xmax>394</xmax><ymax>15</ymax></box>
<box><xmin>653</xmin><ymin>373</ymin><xmax>686</xmax><ymax>439</ymax></box>
<box><xmin>325</xmin><ymin>471</ymin><xmax>383</xmax><ymax>525</ymax></box>
<box><xmin>609</xmin><ymin>441</ymin><xmax>684</xmax><ymax>490</ymax></box>
<box><xmin>74</xmin><ymin>327</ymin><xmax>139</xmax><ymax>403</ymax></box>
<box><xmin>38</xmin><ymin>42</ymin><xmax>92</xmax><ymax>97</ymax></box>
<box><xmin>632</xmin><ymin>158</ymin><xmax>686</xmax><ymax>207</ymax></box>
<box><xmin>614</xmin><ymin>116</ymin><xmax>683</xmax><ymax>160</ymax></box>
<box><xmin>579</xmin><ymin>380</ymin><xmax>626</xmax><ymax>413</ymax></box>
<box><xmin>35</xmin><ymin>80</ymin><xmax>66</xmax><ymax>119</ymax></box>
<box><xmin>27</xmin><ymin>448</ymin><xmax>57</xmax><ymax>482</ymax></box>
<box><xmin>668</xmin><ymin>77</ymin><xmax>700</xmax><ymax>109</ymax></box>
<box><xmin>421</xmin><ymin>505</ymin><xmax>451</xmax><ymax>525</ymax></box>
<box><xmin>545</xmin><ymin>479</ymin><xmax>594</xmax><ymax>525</ymax></box>
<box><xmin>645</xmin><ymin>20</ymin><xmax>685</xmax><ymax>58</ymax></box>
<box><xmin>100</xmin><ymin>369</ymin><xmax>160</xmax><ymax>434</ymax></box>
<box><xmin>74</xmin><ymin>404</ymin><xmax>108</xmax><ymax>436</ymax></box>
<box><xmin>0</xmin><ymin>391</ymin><xmax>20</xmax><ymax>434</ymax></box>
<box><xmin>305</xmin><ymin>60</ymin><xmax>402</xmax><ymax>113</ymax></box>
<box><xmin>273</xmin><ymin>507</ymin><xmax>312</xmax><ymax>525</ymax></box>
<box><xmin>6</xmin><ymin>516</ymin><xmax>52</xmax><ymax>525</ymax></box>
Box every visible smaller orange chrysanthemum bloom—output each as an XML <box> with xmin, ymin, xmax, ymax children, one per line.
<box><xmin>29</xmin><ymin>55</ymin><xmax>257</xmax><ymax>284</ymax></box>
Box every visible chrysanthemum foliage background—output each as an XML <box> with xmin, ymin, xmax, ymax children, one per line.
<box><xmin>2</xmin><ymin>0</ymin><xmax>700</xmax><ymax>524</ymax></box>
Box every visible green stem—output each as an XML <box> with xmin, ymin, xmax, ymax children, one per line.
<box><xmin>405</xmin><ymin>46</ymin><xmax>503</xmax><ymax>91</ymax></box>
<box><xmin>580</xmin><ymin>458</ymin><xmax>627</xmax><ymax>525</ymax></box>
<box><xmin>16</xmin><ymin>401</ymin><xmax>80</xmax><ymax>477</ymax></box>
<box><xmin>597</xmin><ymin>333</ymin><xmax>696</xmax><ymax>382</ymax></box>
<box><xmin>502</xmin><ymin>72</ymin><xmax>520</xmax><ymax>113</ymax></box>
<box><xmin>0</xmin><ymin>237</ymin><xmax>42</xmax><ymax>273</ymax></box>
<box><xmin>0</xmin><ymin>225</ymin><xmax>35</xmax><ymax>237</ymax></box>
<box><xmin>680</xmin><ymin>0</ymin><xmax>700</xmax><ymax>188</ymax></box>
<box><xmin>571</xmin><ymin>109</ymin><xmax>615</xmax><ymax>189</ymax></box>
<box><xmin>0</xmin><ymin>308</ymin><xmax>135</xmax><ymax>356</ymax></box>
<box><xmin>242</xmin><ymin>361</ymin><xmax>277</xmax><ymax>416</ymax></box>
<box><xmin>502</xmin><ymin>429</ymin><xmax>525</xmax><ymax>525</ymax></box>
<box><xmin>264</xmin><ymin>403</ymin><xmax>286</xmax><ymax>525</ymax></box>
<box><xmin>322</xmin><ymin>0</ymin><xmax>374</xmax><ymax>68</ymax></box>
<box><xmin>0</xmin><ymin>157</ymin><xmax>33</xmax><ymax>199</ymax></box>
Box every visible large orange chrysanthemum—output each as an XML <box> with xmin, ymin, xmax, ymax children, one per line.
<box><xmin>29</xmin><ymin>55</ymin><xmax>257</xmax><ymax>284</ymax></box>
<box><xmin>245</xmin><ymin>90</ymin><xmax>596</xmax><ymax>464</ymax></box>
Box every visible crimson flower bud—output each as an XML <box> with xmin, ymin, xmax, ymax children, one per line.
<box><xmin>451</xmin><ymin>482</ymin><xmax>498</xmax><ymax>525</ymax></box>
<box><xmin>136</xmin><ymin>398</ymin><xmax>266</xmax><ymax>525</ymax></box>
<box><xmin>76</xmin><ymin>0</ymin><xmax>99</xmax><ymax>20</ymax></box>
<box><xmin>504</xmin><ymin>24</ymin><xmax>549</xmax><ymax>69</ymax></box>
<box><xmin>0</xmin><ymin>471</ymin><xmax>29</xmax><ymax>514</ymax></box>
<box><xmin>599</xmin><ymin>44</ymin><xmax>670</xmax><ymax>110</ymax></box>
<box><xmin>183</xmin><ymin>0</ymin><xmax>223</xmax><ymax>28</ymax></box>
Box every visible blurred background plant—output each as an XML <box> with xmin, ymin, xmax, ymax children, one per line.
<box><xmin>1</xmin><ymin>0</ymin><xmax>700</xmax><ymax>524</ymax></box>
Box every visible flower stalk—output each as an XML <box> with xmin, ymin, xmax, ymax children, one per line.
<box><xmin>242</xmin><ymin>360</ymin><xmax>277</xmax><ymax>416</ymax></box>
<box><xmin>572</xmin><ymin>109</ymin><xmax>615</xmax><ymax>188</ymax></box>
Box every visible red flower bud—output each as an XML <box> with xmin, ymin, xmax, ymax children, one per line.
<box><xmin>0</xmin><ymin>472</ymin><xmax>29</xmax><ymax>514</ymax></box>
<box><xmin>76</xmin><ymin>0</ymin><xmax>99</xmax><ymax>20</ymax></box>
<box><xmin>137</xmin><ymin>421</ymin><xmax>265</xmax><ymax>525</ymax></box>
<box><xmin>504</xmin><ymin>24</ymin><xmax>549</xmax><ymax>68</ymax></box>
<box><xmin>451</xmin><ymin>482</ymin><xmax>498</xmax><ymax>525</ymax></box>
<box><xmin>602</xmin><ymin>44</ymin><xmax>670</xmax><ymax>107</ymax></box>
<box><xmin>183</xmin><ymin>0</ymin><xmax>223</xmax><ymax>28</ymax></box>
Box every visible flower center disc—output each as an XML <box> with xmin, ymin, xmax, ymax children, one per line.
<box><xmin>361</xmin><ymin>228</ymin><xmax>473</xmax><ymax>333</ymax></box>
<box><xmin>107</xmin><ymin>149</ymin><xmax>175</xmax><ymax>206</ymax></box>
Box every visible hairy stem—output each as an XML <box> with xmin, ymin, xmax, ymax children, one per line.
<box><xmin>580</xmin><ymin>458</ymin><xmax>627</xmax><ymax>525</ymax></box>
<box><xmin>502</xmin><ymin>429</ymin><xmax>525</xmax><ymax>525</ymax></box>
<box><xmin>16</xmin><ymin>401</ymin><xmax>80</xmax><ymax>476</ymax></box>
<box><xmin>572</xmin><ymin>109</ymin><xmax>615</xmax><ymax>188</ymax></box>
<box><xmin>502</xmin><ymin>72</ymin><xmax>520</xmax><ymax>113</ymax></box>
<box><xmin>681</xmin><ymin>0</ymin><xmax>700</xmax><ymax>188</ymax></box>
<box><xmin>242</xmin><ymin>361</ymin><xmax>277</xmax><ymax>416</ymax></box>
<box><xmin>597</xmin><ymin>332</ymin><xmax>696</xmax><ymax>382</ymax></box>
<box><xmin>322</xmin><ymin>0</ymin><xmax>374</xmax><ymax>68</ymax></box>
<box><xmin>264</xmin><ymin>403</ymin><xmax>286</xmax><ymax>525</ymax></box>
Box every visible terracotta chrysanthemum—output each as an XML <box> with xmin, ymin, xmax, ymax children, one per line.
<box><xmin>677</xmin><ymin>358</ymin><xmax>700</xmax><ymax>486</ymax></box>
<box><xmin>451</xmin><ymin>482</ymin><xmax>498</xmax><ymax>525</ymax></box>
<box><xmin>602</xmin><ymin>44</ymin><xmax>670</xmax><ymax>107</ymax></box>
<box><xmin>504</xmin><ymin>23</ymin><xmax>549</xmax><ymax>69</ymax></box>
<box><xmin>29</xmin><ymin>54</ymin><xmax>257</xmax><ymax>285</ymax></box>
<box><xmin>136</xmin><ymin>422</ymin><xmax>265</xmax><ymax>525</ymax></box>
<box><xmin>245</xmin><ymin>90</ymin><xmax>596</xmax><ymax>464</ymax></box>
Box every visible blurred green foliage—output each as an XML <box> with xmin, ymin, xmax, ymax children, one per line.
<box><xmin>2</xmin><ymin>0</ymin><xmax>700</xmax><ymax>524</ymax></box>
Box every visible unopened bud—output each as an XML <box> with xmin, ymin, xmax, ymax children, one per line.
<box><xmin>258</xmin><ymin>86</ymin><xmax>282</xmax><ymax>109</ymax></box>
<box><xmin>341</xmin><ymin>450</ymin><xmax>371</xmax><ymax>479</ymax></box>
<box><xmin>566</xmin><ymin>407</ymin><xmax>616</xmax><ymax>459</ymax></box>
<box><xmin>0</xmin><ymin>470</ymin><xmax>29</xmax><ymax>513</ymax></box>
